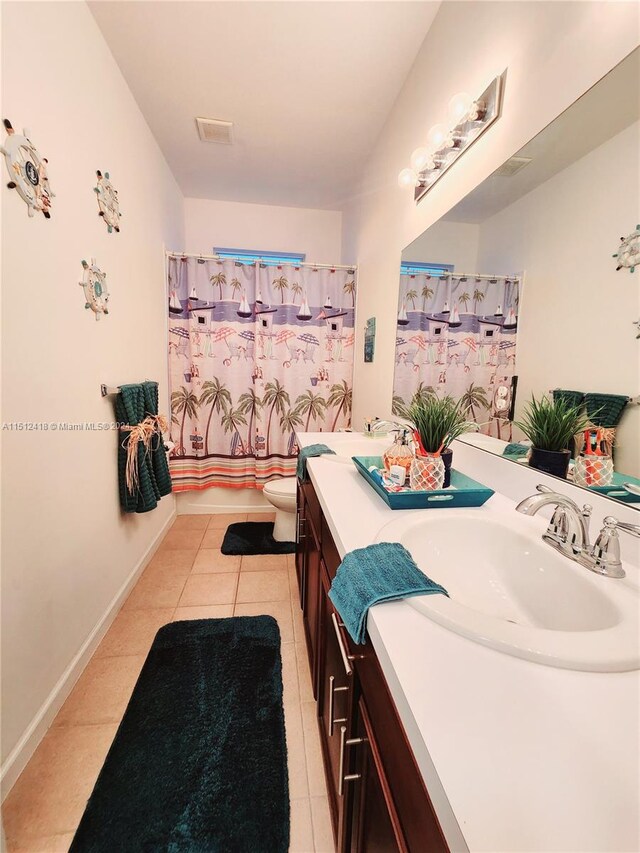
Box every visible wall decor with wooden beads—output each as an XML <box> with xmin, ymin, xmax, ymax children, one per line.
<box><xmin>1</xmin><ymin>119</ymin><xmax>54</xmax><ymax>218</ymax></box>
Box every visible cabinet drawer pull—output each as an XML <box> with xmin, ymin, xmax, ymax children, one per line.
<box><xmin>331</xmin><ymin>611</ymin><xmax>353</xmax><ymax>676</ymax></box>
<box><xmin>328</xmin><ymin>675</ymin><xmax>348</xmax><ymax>736</ymax></box>
<box><xmin>338</xmin><ymin>727</ymin><xmax>366</xmax><ymax>796</ymax></box>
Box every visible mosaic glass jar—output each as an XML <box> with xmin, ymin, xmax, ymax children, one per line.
<box><xmin>574</xmin><ymin>455</ymin><xmax>614</xmax><ymax>488</ymax></box>
<box><xmin>409</xmin><ymin>454</ymin><xmax>445</xmax><ymax>491</ymax></box>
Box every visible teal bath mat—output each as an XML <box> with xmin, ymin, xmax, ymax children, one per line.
<box><xmin>70</xmin><ymin>617</ymin><xmax>289</xmax><ymax>852</ymax></box>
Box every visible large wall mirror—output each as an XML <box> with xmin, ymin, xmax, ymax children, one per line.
<box><xmin>392</xmin><ymin>48</ymin><xmax>639</xmax><ymax>508</ymax></box>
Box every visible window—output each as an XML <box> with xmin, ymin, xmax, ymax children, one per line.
<box><xmin>214</xmin><ymin>247</ymin><xmax>306</xmax><ymax>267</ymax></box>
<box><xmin>400</xmin><ymin>261</ymin><xmax>454</xmax><ymax>277</ymax></box>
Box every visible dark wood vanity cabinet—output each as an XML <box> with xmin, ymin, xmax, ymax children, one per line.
<box><xmin>295</xmin><ymin>480</ymin><xmax>449</xmax><ymax>853</ymax></box>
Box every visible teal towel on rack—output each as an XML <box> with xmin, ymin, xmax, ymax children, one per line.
<box><xmin>296</xmin><ymin>443</ymin><xmax>335</xmax><ymax>480</ymax></box>
<box><xmin>114</xmin><ymin>382</ymin><xmax>172</xmax><ymax>514</ymax></box>
<box><xmin>328</xmin><ymin>542</ymin><xmax>448</xmax><ymax>644</ymax></box>
<box><xmin>552</xmin><ymin>389</ymin><xmax>584</xmax><ymax>409</ymax></box>
<box><xmin>584</xmin><ymin>393</ymin><xmax>628</xmax><ymax>427</ymax></box>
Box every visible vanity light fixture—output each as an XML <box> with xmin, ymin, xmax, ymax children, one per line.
<box><xmin>398</xmin><ymin>72</ymin><xmax>505</xmax><ymax>202</ymax></box>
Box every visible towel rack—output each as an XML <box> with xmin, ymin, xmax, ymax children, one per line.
<box><xmin>101</xmin><ymin>380</ymin><xmax>157</xmax><ymax>397</ymax></box>
<box><xmin>548</xmin><ymin>389</ymin><xmax>639</xmax><ymax>406</ymax></box>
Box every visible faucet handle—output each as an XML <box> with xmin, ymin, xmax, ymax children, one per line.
<box><xmin>588</xmin><ymin>517</ymin><xmax>630</xmax><ymax>579</ymax></box>
<box><xmin>614</xmin><ymin>518</ymin><xmax>640</xmax><ymax>538</ymax></box>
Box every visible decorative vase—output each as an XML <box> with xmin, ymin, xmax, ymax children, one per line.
<box><xmin>441</xmin><ymin>448</ymin><xmax>453</xmax><ymax>488</ymax></box>
<box><xmin>409</xmin><ymin>454</ymin><xmax>445</xmax><ymax>491</ymax></box>
<box><xmin>574</xmin><ymin>455</ymin><xmax>614</xmax><ymax>487</ymax></box>
<box><xmin>528</xmin><ymin>447</ymin><xmax>571</xmax><ymax>479</ymax></box>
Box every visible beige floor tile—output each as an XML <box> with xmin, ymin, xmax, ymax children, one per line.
<box><xmin>172</xmin><ymin>604</ymin><xmax>234</xmax><ymax>621</ymax></box>
<box><xmin>200</xmin><ymin>528</ymin><xmax>226</xmax><ymax>549</ymax></box>
<box><xmin>236</xmin><ymin>569</ymin><xmax>289</xmax><ymax>603</ymax></box>
<box><xmin>283</xmin><ymin>702</ymin><xmax>309</xmax><ymax>800</ymax></box>
<box><xmin>302</xmin><ymin>701</ymin><xmax>328</xmax><ymax>798</ymax></box>
<box><xmin>289</xmin><ymin>798</ymin><xmax>314</xmax><ymax>853</ymax></box>
<box><xmin>288</xmin><ymin>563</ymin><xmax>300</xmax><ymax>600</ymax></box>
<box><xmin>95</xmin><ymin>608</ymin><xmax>174</xmax><ymax>658</ymax></box>
<box><xmin>233</xmin><ymin>599</ymin><xmax>294</xmax><ymax>642</ymax></box>
<box><xmin>54</xmin><ymin>655</ymin><xmax>145</xmax><ymax>727</ymax></box>
<box><xmin>296</xmin><ymin>642</ymin><xmax>315</xmax><ymax>702</ymax></box>
<box><xmin>8</xmin><ymin>832</ymin><xmax>75</xmax><ymax>853</ymax></box>
<box><xmin>281</xmin><ymin>642</ymin><xmax>300</xmax><ymax>706</ymax></box>
<box><xmin>145</xmin><ymin>548</ymin><xmax>197</xmax><ymax>575</ymax></box>
<box><xmin>241</xmin><ymin>553</ymin><xmax>288</xmax><ymax>572</ymax></box>
<box><xmin>123</xmin><ymin>571</ymin><xmax>187</xmax><ymax>611</ymax></box>
<box><xmin>158</xmin><ymin>528</ymin><xmax>205</xmax><ymax>550</ymax></box>
<box><xmin>3</xmin><ymin>724</ymin><xmax>117</xmax><ymax>842</ymax></box>
<box><xmin>192</xmin><ymin>549</ymin><xmax>241</xmax><ymax>574</ymax></box>
<box><xmin>170</xmin><ymin>514</ymin><xmax>210</xmax><ymax>531</ymax></box>
<box><xmin>247</xmin><ymin>511</ymin><xmax>276</xmax><ymax>522</ymax></box>
<box><xmin>207</xmin><ymin>513</ymin><xmax>247</xmax><ymax>529</ymax></box>
<box><xmin>287</xmin><ymin>553</ymin><xmax>297</xmax><ymax>572</ymax></box>
<box><xmin>311</xmin><ymin>796</ymin><xmax>335</xmax><ymax>852</ymax></box>
<box><xmin>178</xmin><ymin>573</ymin><xmax>238</xmax><ymax>607</ymax></box>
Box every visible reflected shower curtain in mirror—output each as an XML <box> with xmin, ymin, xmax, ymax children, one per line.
<box><xmin>167</xmin><ymin>256</ymin><xmax>356</xmax><ymax>490</ymax></box>
<box><xmin>393</xmin><ymin>273</ymin><xmax>519</xmax><ymax>438</ymax></box>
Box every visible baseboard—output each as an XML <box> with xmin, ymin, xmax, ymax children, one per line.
<box><xmin>0</xmin><ymin>509</ymin><xmax>177</xmax><ymax>800</ymax></box>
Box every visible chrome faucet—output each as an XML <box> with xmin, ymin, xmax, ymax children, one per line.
<box><xmin>516</xmin><ymin>484</ymin><xmax>639</xmax><ymax>579</ymax></box>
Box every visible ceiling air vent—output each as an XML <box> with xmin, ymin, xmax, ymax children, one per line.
<box><xmin>196</xmin><ymin>118</ymin><xmax>233</xmax><ymax>145</ymax></box>
<box><xmin>494</xmin><ymin>156</ymin><xmax>532</xmax><ymax>177</ymax></box>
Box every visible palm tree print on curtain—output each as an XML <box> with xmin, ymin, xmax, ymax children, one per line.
<box><xmin>393</xmin><ymin>271</ymin><xmax>519</xmax><ymax>437</ymax></box>
<box><xmin>167</xmin><ymin>256</ymin><xmax>356</xmax><ymax>490</ymax></box>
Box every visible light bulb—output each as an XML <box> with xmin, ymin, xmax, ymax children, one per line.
<box><xmin>410</xmin><ymin>147</ymin><xmax>431</xmax><ymax>172</ymax></box>
<box><xmin>426</xmin><ymin>123</ymin><xmax>449</xmax><ymax>151</ymax></box>
<box><xmin>398</xmin><ymin>168</ymin><xmax>419</xmax><ymax>189</ymax></box>
<box><xmin>448</xmin><ymin>92</ymin><xmax>473</xmax><ymax>126</ymax></box>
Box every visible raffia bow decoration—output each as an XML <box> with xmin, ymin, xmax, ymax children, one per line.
<box><xmin>121</xmin><ymin>414</ymin><xmax>169</xmax><ymax>496</ymax></box>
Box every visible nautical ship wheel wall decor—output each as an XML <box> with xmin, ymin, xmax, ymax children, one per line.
<box><xmin>613</xmin><ymin>225</ymin><xmax>640</xmax><ymax>273</ymax></box>
<box><xmin>94</xmin><ymin>170</ymin><xmax>121</xmax><ymax>233</ymax></box>
<box><xmin>1</xmin><ymin>119</ymin><xmax>54</xmax><ymax>218</ymax></box>
<box><xmin>79</xmin><ymin>258</ymin><xmax>110</xmax><ymax>320</ymax></box>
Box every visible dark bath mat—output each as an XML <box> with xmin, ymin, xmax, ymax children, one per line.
<box><xmin>70</xmin><ymin>616</ymin><xmax>289</xmax><ymax>853</ymax></box>
<box><xmin>221</xmin><ymin>521</ymin><xmax>296</xmax><ymax>555</ymax></box>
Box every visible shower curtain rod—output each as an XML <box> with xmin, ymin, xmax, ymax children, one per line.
<box><xmin>403</xmin><ymin>270</ymin><xmax>521</xmax><ymax>282</ymax></box>
<box><xmin>165</xmin><ymin>250</ymin><xmax>356</xmax><ymax>272</ymax></box>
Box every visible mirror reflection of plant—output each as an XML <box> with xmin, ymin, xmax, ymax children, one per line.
<box><xmin>515</xmin><ymin>395</ymin><xmax>590</xmax><ymax>452</ymax></box>
<box><xmin>459</xmin><ymin>382</ymin><xmax>490</xmax><ymax>422</ymax></box>
<box><xmin>398</xmin><ymin>395</ymin><xmax>473</xmax><ymax>454</ymax></box>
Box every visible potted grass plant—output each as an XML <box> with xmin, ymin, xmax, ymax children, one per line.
<box><xmin>515</xmin><ymin>395</ymin><xmax>590</xmax><ymax>479</ymax></box>
<box><xmin>399</xmin><ymin>396</ymin><xmax>473</xmax><ymax>489</ymax></box>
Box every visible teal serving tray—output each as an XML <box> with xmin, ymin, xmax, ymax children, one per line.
<box><xmin>587</xmin><ymin>471</ymin><xmax>640</xmax><ymax>504</ymax></box>
<box><xmin>353</xmin><ymin>456</ymin><xmax>494</xmax><ymax>510</ymax></box>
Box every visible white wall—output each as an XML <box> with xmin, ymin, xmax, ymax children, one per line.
<box><xmin>341</xmin><ymin>1</ymin><xmax>640</xmax><ymax>429</ymax></box>
<box><xmin>178</xmin><ymin>196</ymin><xmax>344</xmax><ymax>513</ymax></box>
<box><xmin>476</xmin><ymin>122</ymin><xmax>640</xmax><ymax>476</ymax></box>
<box><xmin>183</xmin><ymin>197</ymin><xmax>342</xmax><ymax>263</ymax></box>
<box><xmin>402</xmin><ymin>219</ymin><xmax>479</xmax><ymax>271</ymax></box>
<box><xmin>1</xmin><ymin>1</ymin><xmax>184</xmax><ymax>789</ymax></box>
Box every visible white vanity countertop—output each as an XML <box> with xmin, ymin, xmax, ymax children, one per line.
<box><xmin>297</xmin><ymin>432</ymin><xmax>640</xmax><ymax>853</ymax></box>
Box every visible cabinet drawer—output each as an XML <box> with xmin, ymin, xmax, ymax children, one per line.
<box><xmin>321</xmin><ymin>515</ymin><xmax>342</xmax><ymax>580</ymax></box>
<box><xmin>355</xmin><ymin>647</ymin><xmax>448</xmax><ymax>852</ymax></box>
<box><xmin>301</xmin><ymin>480</ymin><xmax>322</xmax><ymax>541</ymax></box>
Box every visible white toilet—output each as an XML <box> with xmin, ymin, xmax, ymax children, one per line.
<box><xmin>263</xmin><ymin>477</ymin><xmax>297</xmax><ymax>542</ymax></box>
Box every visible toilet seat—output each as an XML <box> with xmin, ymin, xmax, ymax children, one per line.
<box><xmin>264</xmin><ymin>477</ymin><xmax>297</xmax><ymax>498</ymax></box>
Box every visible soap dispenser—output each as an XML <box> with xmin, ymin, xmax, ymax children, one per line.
<box><xmin>382</xmin><ymin>429</ymin><xmax>413</xmax><ymax>480</ymax></box>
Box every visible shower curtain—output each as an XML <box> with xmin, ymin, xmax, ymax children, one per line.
<box><xmin>393</xmin><ymin>273</ymin><xmax>519</xmax><ymax>438</ymax></box>
<box><xmin>167</xmin><ymin>256</ymin><xmax>356</xmax><ymax>491</ymax></box>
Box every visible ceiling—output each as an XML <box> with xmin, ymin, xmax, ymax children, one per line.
<box><xmin>90</xmin><ymin>1</ymin><xmax>440</xmax><ymax>210</ymax></box>
<box><xmin>443</xmin><ymin>47</ymin><xmax>640</xmax><ymax>224</ymax></box>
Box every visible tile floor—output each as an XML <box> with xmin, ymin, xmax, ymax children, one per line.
<box><xmin>3</xmin><ymin>513</ymin><xmax>334</xmax><ymax>853</ymax></box>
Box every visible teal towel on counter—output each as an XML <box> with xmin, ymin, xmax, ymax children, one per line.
<box><xmin>329</xmin><ymin>542</ymin><xmax>448</xmax><ymax>644</ymax></box>
<box><xmin>296</xmin><ymin>443</ymin><xmax>335</xmax><ymax>480</ymax></box>
<box><xmin>502</xmin><ymin>442</ymin><xmax>529</xmax><ymax>458</ymax></box>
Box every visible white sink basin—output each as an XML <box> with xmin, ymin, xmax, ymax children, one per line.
<box><xmin>375</xmin><ymin>509</ymin><xmax>639</xmax><ymax>672</ymax></box>
<box><xmin>324</xmin><ymin>436</ymin><xmax>390</xmax><ymax>458</ymax></box>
